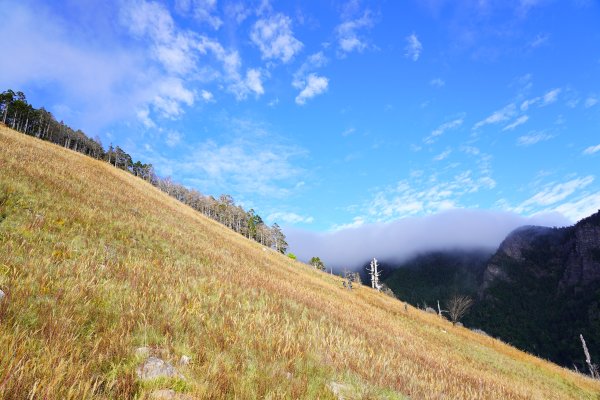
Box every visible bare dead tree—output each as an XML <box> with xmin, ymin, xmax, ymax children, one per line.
<box><xmin>580</xmin><ymin>334</ymin><xmax>598</xmax><ymax>379</ymax></box>
<box><xmin>437</xmin><ymin>300</ymin><xmax>444</xmax><ymax>318</ymax></box>
<box><xmin>446</xmin><ymin>295</ymin><xmax>473</xmax><ymax>326</ymax></box>
<box><xmin>366</xmin><ymin>258</ymin><xmax>381</xmax><ymax>290</ymax></box>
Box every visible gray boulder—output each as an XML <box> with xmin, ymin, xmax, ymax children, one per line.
<box><xmin>137</xmin><ymin>357</ymin><xmax>181</xmax><ymax>381</ymax></box>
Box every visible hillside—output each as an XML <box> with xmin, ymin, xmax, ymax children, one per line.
<box><xmin>1</xmin><ymin>125</ymin><xmax>599</xmax><ymax>399</ymax></box>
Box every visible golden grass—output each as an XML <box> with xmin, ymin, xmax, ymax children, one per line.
<box><xmin>0</xmin><ymin>125</ymin><xmax>599</xmax><ymax>399</ymax></box>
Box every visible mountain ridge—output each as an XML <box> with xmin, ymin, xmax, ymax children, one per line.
<box><xmin>383</xmin><ymin>211</ymin><xmax>600</xmax><ymax>371</ymax></box>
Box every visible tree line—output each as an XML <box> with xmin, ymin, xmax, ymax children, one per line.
<box><xmin>0</xmin><ymin>89</ymin><xmax>288</xmax><ymax>252</ymax></box>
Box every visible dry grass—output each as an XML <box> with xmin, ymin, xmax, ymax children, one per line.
<box><xmin>0</xmin><ymin>125</ymin><xmax>599</xmax><ymax>399</ymax></box>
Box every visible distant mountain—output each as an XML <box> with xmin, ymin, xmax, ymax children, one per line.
<box><xmin>383</xmin><ymin>211</ymin><xmax>600</xmax><ymax>370</ymax></box>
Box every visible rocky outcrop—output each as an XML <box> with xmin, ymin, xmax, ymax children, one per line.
<box><xmin>481</xmin><ymin>211</ymin><xmax>600</xmax><ymax>294</ymax></box>
<box><xmin>480</xmin><ymin>225</ymin><xmax>556</xmax><ymax>294</ymax></box>
<box><xmin>561</xmin><ymin>213</ymin><xmax>600</xmax><ymax>289</ymax></box>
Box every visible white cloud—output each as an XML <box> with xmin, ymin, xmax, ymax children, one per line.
<box><xmin>552</xmin><ymin>192</ymin><xmax>600</xmax><ymax>222</ymax></box>
<box><xmin>145</xmin><ymin>119</ymin><xmax>309</xmax><ymax>198</ymax></box>
<box><xmin>0</xmin><ymin>2</ymin><xmax>199</xmax><ymax>131</ymax></box>
<box><xmin>267</xmin><ymin>212</ymin><xmax>314</xmax><ymax>225</ymax></box>
<box><xmin>244</xmin><ymin>68</ymin><xmax>264</xmax><ymax>97</ymax></box>
<box><xmin>461</xmin><ymin>145</ymin><xmax>481</xmax><ymax>155</ymax></box>
<box><xmin>165</xmin><ymin>130</ymin><xmax>182</xmax><ymax>147</ymax></box>
<box><xmin>473</xmin><ymin>104</ymin><xmax>516</xmax><ymax>130</ymax></box>
<box><xmin>335</xmin><ymin>10</ymin><xmax>374</xmax><ymax>55</ymax></box>
<box><xmin>175</xmin><ymin>0</ymin><xmax>222</xmax><ymax>30</ymax></box>
<box><xmin>583</xmin><ymin>144</ymin><xmax>600</xmax><ymax>155</ymax></box>
<box><xmin>224</xmin><ymin>2</ymin><xmax>252</xmax><ymax>24</ymax></box>
<box><xmin>404</xmin><ymin>33</ymin><xmax>422</xmax><ymax>61</ymax></box>
<box><xmin>516</xmin><ymin>176</ymin><xmax>594</xmax><ymax>209</ymax></box>
<box><xmin>292</xmin><ymin>52</ymin><xmax>328</xmax><ymax>89</ymax></box>
<box><xmin>542</xmin><ymin>88</ymin><xmax>561</xmax><ymax>105</ymax></box>
<box><xmin>502</xmin><ymin>115</ymin><xmax>529</xmax><ymax>131</ymax></box>
<box><xmin>331</xmin><ymin>216</ymin><xmax>366</xmax><ymax>231</ymax></box>
<box><xmin>151</xmin><ymin>77</ymin><xmax>195</xmax><ymax>118</ymax></box>
<box><xmin>295</xmin><ymin>74</ymin><xmax>329</xmax><ymax>105</ymax></box>
<box><xmin>342</xmin><ymin>127</ymin><xmax>356</xmax><ymax>137</ymax></box>
<box><xmin>424</xmin><ymin>118</ymin><xmax>463</xmax><ymax>144</ymax></box>
<box><xmin>520</xmin><ymin>88</ymin><xmax>561</xmax><ymax>111</ymax></box>
<box><xmin>250</xmin><ymin>13</ymin><xmax>303</xmax><ymax>63</ymax></box>
<box><xmin>520</xmin><ymin>97</ymin><xmax>538</xmax><ymax>111</ymax></box>
<box><xmin>285</xmin><ymin>209</ymin><xmax>570</xmax><ymax>268</ymax></box>
<box><xmin>196</xmin><ymin>35</ymin><xmax>241</xmax><ymax>78</ymax></box>
<box><xmin>137</xmin><ymin>107</ymin><xmax>156</xmax><ymax>129</ymax></box>
<box><xmin>585</xmin><ymin>96</ymin><xmax>598</xmax><ymax>108</ymax></box>
<box><xmin>195</xmin><ymin>36</ymin><xmax>264</xmax><ymax>99</ymax></box>
<box><xmin>361</xmin><ymin>169</ymin><xmax>495</xmax><ymax>223</ymax></box>
<box><xmin>430</xmin><ymin>78</ymin><xmax>445</xmax><ymax>87</ymax></box>
<box><xmin>125</xmin><ymin>0</ymin><xmax>176</xmax><ymax>43</ymax></box>
<box><xmin>516</xmin><ymin>131</ymin><xmax>554</xmax><ymax>146</ymax></box>
<box><xmin>201</xmin><ymin>89</ymin><xmax>214</xmax><ymax>102</ymax></box>
<box><xmin>529</xmin><ymin>33</ymin><xmax>549</xmax><ymax>48</ymax></box>
<box><xmin>433</xmin><ymin>148</ymin><xmax>452</xmax><ymax>161</ymax></box>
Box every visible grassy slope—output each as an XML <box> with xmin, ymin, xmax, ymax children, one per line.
<box><xmin>0</xmin><ymin>125</ymin><xmax>599</xmax><ymax>400</ymax></box>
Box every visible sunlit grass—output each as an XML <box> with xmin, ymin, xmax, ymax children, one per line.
<box><xmin>1</xmin><ymin>125</ymin><xmax>599</xmax><ymax>399</ymax></box>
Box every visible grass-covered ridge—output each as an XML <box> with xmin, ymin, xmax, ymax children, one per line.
<box><xmin>1</xmin><ymin>125</ymin><xmax>599</xmax><ymax>399</ymax></box>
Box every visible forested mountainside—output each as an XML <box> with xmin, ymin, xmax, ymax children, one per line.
<box><xmin>2</xmin><ymin>125</ymin><xmax>599</xmax><ymax>398</ymax></box>
<box><xmin>0</xmin><ymin>89</ymin><xmax>288</xmax><ymax>252</ymax></box>
<box><xmin>383</xmin><ymin>212</ymin><xmax>600</xmax><ymax>371</ymax></box>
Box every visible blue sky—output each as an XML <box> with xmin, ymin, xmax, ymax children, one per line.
<box><xmin>2</xmin><ymin>0</ymin><xmax>600</xmax><ymax>253</ymax></box>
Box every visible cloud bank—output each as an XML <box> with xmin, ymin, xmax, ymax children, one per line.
<box><xmin>285</xmin><ymin>209</ymin><xmax>570</xmax><ymax>270</ymax></box>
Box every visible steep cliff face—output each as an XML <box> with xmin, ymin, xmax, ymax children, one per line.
<box><xmin>480</xmin><ymin>226</ymin><xmax>556</xmax><ymax>293</ymax></box>
<box><xmin>481</xmin><ymin>212</ymin><xmax>600</xmax><ymax>295</ymax></box>
<box><xmin>561</xmin><ymin>212</ymin><xmax>600</xmax><ymax>289</ymax></box>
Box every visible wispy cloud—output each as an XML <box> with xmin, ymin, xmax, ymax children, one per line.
<box><xmin>250</xmin><ymin>13</ymin><xmax>303</xmax><ymax>63</ymax></box>
<box><xmin>553</xmin><ymin>192</ymin><xmax>600</xmax><ymax>223</ymax></box>
<box><xmin>502</xmin><ymin>115</ymin><xmax>529</xmax><ymax>131</ymax></box>
<box><xmin>195</xmin><ymin>36</ymin><xmax>264</xmax><ymax>99</ymax></box>
<box><xmin>335</xmin><ymin>5</ymin><xmax>374</xmax><ymax>56</ymax></box>
<box><xmin>473</xmin><ymin>104</ymin><xmax>516</xmax><ymax>130</ymax></box>
<box><xmin>165</xmin><ymin>130</ymin><xmax>183</xmax><ymax>147</ymax></box>
<box><xmin>433</xmin><ymin>148</ymin><xmax>452</xmax><ymax>161</ymax></box>
<box><xmin>583</xmin><ymin>144</ymin><xmax>600</xmax><ymax>155</ymax></box>
<box><xmin>295</xmin><ymin>74</ymin><xmax>329</xmax><ymax>105</ymax></box>
<box><xmin>520</xmin><ymin>88</ymin><xmax>561</xmax><ymax>111</ymax></box>
<box><xmin>528</xmin><ymin>33</ymin><xmax>549</xmax><ymax>48</ymax></box>
<box><xmin>292</xmin><ymin>52</ymin><xmax>328</xmax><ymax>102</ymax></box>
<box><xmin>201</xmin><ymin>89</ymin><xmax>214</xmax><ymax>102</ymax></box>
<box><xmin>516</xmin><ymin>131</ymin><xmax>554</xmax><ymax>146</ymax></box>
<box><xmin>516</xmin><ymin>176</ymin><xmax>594</xmax><ymax>210</ymax></box>
<box><xmin>584</xmin><ymin>96</ymin><xmax>598</xmax><ymax>108</ymax></box>
<box><xmin>267</xmin><ymin>212</ymin><xmax>314</xmax><ymax>225</ymax></box>
<box><xmin>430</xmin><ymin>78</ymin><xmax>445</xmax><ymax>87</ymax></box>
<box><xmin>424</xmin><ymin>118</ymin><xmax>463</xmax><ymax>144</ymax></box>
<box><xmin>174</xmin><ymin>0</ymin><xmax>222</xmax><ymax>29</ymax></box>
<box><xmin>404</xmin><ymin>33</ymin><xmax>422</xmax><ymax>61</ymax></box>
<box><xmin>359</xmin><ymin>169</ymin><xmax>496</xmax><ymax>223</ymax></box>
<box><xmin>244</xmin><ymin>68</ymin><xmax>264</xmax><ymax>96</ymax></box>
